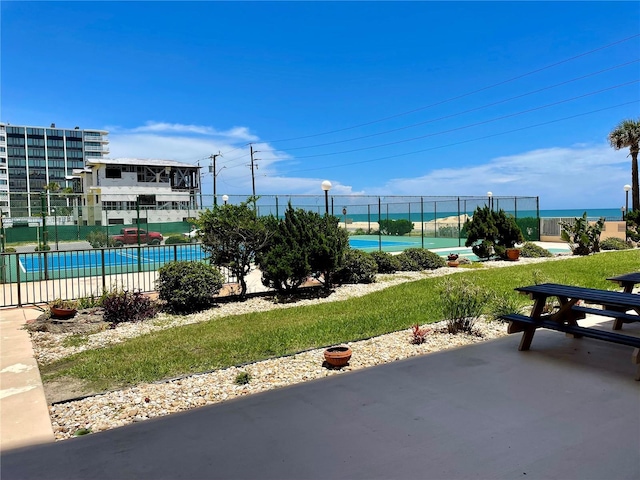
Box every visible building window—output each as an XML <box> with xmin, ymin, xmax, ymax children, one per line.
<box><xmin>105</xmin><ymin>167</ymin><xmax>121</xmax><ymax>179</ymax></box>
<box><xmin>108</xmin><ymin>218</ymin><xmax>125</xmax><ymax>225</ymax></box>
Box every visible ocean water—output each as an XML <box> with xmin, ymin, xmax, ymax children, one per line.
<box><xmin>342</xmin><ymin>208</ymin><xmax>624</xmax><ymax>223</ymax></box>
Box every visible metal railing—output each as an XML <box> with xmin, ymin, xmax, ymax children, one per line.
<box><xmin>0</xmin><ymin>243</ymin><xmax>240</xmax><ymax>307</ymax></box>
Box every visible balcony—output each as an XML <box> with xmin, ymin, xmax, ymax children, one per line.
<box><xmin>83</xmin><ymin>135</ymin><xmax>108</xmax><ymax>143</ymax></box>
<box><xmin>84</xmin><ymin>145</ymin><xmax>110</xmax><ymax>153</ymax></box>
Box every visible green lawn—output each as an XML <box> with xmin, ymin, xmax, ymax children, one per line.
<box><xmin>40</xmin><ymin>250</ymin><xmax>639</xmax><ymax>392</ymax></box>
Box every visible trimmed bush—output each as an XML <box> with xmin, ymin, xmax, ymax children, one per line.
<box><xmin>600</xmin><ymin>237</ymin><xmax>633</xmax><ymax>250</ymax></box>
<box><xmin>156</xmin><ymin>261</ymin><xmax>224</xmax><ymax>313</ymax></box>
<box><xmin>369</xmin><ymin>251</ymin><xmax>400</xmax><ymax>274</ymax></box>
<box><xmin>402</xmin><ymin>248</ymin><xmax>446</xmax><ymax>270</ymax></box>
<box><xmin>102</xmin><ymin>289</ymin><xmax>157</xmax><ymax>325</ymax></box>
<box><xmin>86</xmin><ymin>230</ymin><xmax>113</xmax><ymax>248</ymax></box>
<box><xmin>378</xmin><ymin>219</ymin><xmax>414</xmax><ymax>236</ymax></box>
<box><xmin>334</xmin><ymin>249</ymin><xmax>378</xmax><ymax>284</ymax></box>
<box><xmin>520</xmin><ymin>242</ymin><xmax>553</xmax><ymax>258</ymax></box>
<box><xmin>395</xmin><ymin>252</ymin><xmax>421</xmax><ymax>271</ymax></box>
<box><xmin>164</xmin><ymin>235</ymin><xmax>189</xmax><ymax>245</ymax></box>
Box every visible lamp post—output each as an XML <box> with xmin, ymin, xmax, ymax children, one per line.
<box><xmin>621</xmin><ymin>206</ymin><xmax>626</xmax><ymax>221</ymax></box>
<box><xmin>321</xmin><ymin>180</ymin><xmax>332</xmax><ymax>215</ymax></box>
<box><xmin>222</xmin><ymin>194</ymin><xmax>229</xmax><ymax>205</ymax></box>
<box><xmin>487</xmin><ymin>191</ymin><xmax>493</xmax><ymax>211</ymax></box>
<box><xmin>52</xmin><ymin>208</ymin><xmax>59</xmax><ymax>250</ymax></box>
<box><xmin>624</xmin><ymin>184</ymin><xmax>631</xmax><ymax>218</ymax></box>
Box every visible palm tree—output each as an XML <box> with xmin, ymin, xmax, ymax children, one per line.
<box><xmin>608</xmin><ymin>118</ymin><xmax>640</xmax><ymax>211</ymax></box>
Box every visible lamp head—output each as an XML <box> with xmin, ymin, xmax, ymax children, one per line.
<box><xmin>487</xmin><ymin>191</ymin><xmax>493</xmax><ymax>197</ymax></box>
<box><xmin>222</xmin><ymin>194</ymin><xmax>229</xmax><ymax>202</ymax></box>
<box><xmin>624</xmin><ymin>184</ymin><xmax>631</xmax><ymax>192</ymax></box>
<box><xmin>321</xmin><ymin>180</ymin><xmax>332</xmax><ymax>192</ymax></box>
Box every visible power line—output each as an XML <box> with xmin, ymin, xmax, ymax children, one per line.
<box><xmin>276</xmin><ymin>60</ymin><xmax>640</xmax><ymax>152</ymax></box>
<box><xmin>287</xmin><ymin>79</ymin><xmax>638</xmax><ymax>160</ymax></box>
<box><xmin>277</xmin><ymin>100</ymin><xmax>638</xmax><ymax>175</ymax></box>
<box><xmin>263</xmin><ymin>33</ymin><xmax>640</xmax><ymax>144</ymax></box>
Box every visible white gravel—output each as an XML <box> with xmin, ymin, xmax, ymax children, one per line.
<box><xmin>38</xmin><ymin>255</ymin><xmax>579</xmax><ymax>440</ymax></box>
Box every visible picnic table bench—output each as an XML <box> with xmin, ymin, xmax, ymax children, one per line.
<box><xmin>607</xmin><ymin>272</ymin><xmax>640</xmax><ymax>293</ymax></box>
<box><xmin>500</xmin><ymin>283</ymin><xmax>640</xmax><ymax>380</ymax></box>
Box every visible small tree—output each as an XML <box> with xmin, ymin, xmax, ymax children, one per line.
<box><xmin>464</xmin><ymin>206</ymin><xmax>524</xmax><ymax>260</ymax></box>
<box><xmin>378</xmin><ymin>219</ymin><xmax>414</xmax><ymax>236</ymax></box>
<box><xmin>198</xmin><ymin>198</ymin><xmax>271</xmax><ymax>298</ymax></box>
<box><xmin>560</xmin><ymin>212</ymin><xmax>605</xmax><ymax>255</ymax></box>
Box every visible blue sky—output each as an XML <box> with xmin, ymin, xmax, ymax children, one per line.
<box><xmin>2</xmin><ymin>1</ymin><xmax>639</xmax><ymax>209</ymax></box>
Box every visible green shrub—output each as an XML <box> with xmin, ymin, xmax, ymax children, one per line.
<box><xmin>626</xmin><ymin>210</ymin><xmax>640</xmax><ymax>242</ymax></box>
<box><xmin>439</xmin><ymin>277</ymin><xmax>488</xmax><ymax>334</ymax></box>
<box><xmin>86</xmin><ymin>230</ymin><xmax>113</xmax><ymax>248</ymax></box>
<box><xmin>488</xmin><ymin>292</ymin><xmax>524</xmax><ymax>321</ymax></box>
<box><xmin>464</xmin><ymin>206</ymin><xmax>524</xmax><ymax>260</ymax></box>
<box><xmin>520</xmin><ymin>242</ymin><xmax>553</xmax><ymax>258</ymax></box>
<box><xmin>600</xmin><ymin>237</ymin><xmax>633</xmax><ymax>250</ymax></box>
<box><xmin>3</xmin><ymin>247</ymin><xmax>16</xmax><ymax>253</ymax></box>
<box><xmin>378</xmin><ymin>219</ymin><xmax>414</xmax><ymax>236</ymax></box>
<box><xmin>156</xmin><ymin>261</ymin><xmax>224</xmax><ymax>313</ymax></box>
<box><xmin>35</xmin><ymin>244</ymin><xmax>51</xmax><ymax>251</ymax></box>
<box><xmin>438</xmin><ymin>225</ymin><xmax>460</xmax><ymax>238</ymax></box>
<box><xmin>401</xmin><ymin>248</ymin><xmax>446</xmax><ymax>270</ymax></box>
<box><xmin>369</xmin><ymin>251</ymin><xmax>401</xmax><ymax>274</ymax></box>
<box><xmin>164</xmin><ymin>235</ymin><xmax>189</xmax><ymax>245</ymax></box>
<box><xmin>77</xmin><ymin>291</ymin><xmax>108</xmax><ymax>309</ymax></box>
<box><xmin>235</xmin><ymin>371</ymin><xmax>251</xmax><ymax>385</ymax></box>
<box><xmin>102</xmin><ymin>289</ymin><xmax>157</xmax><ymax>325</ymax></box>
<box><xmin>560</xmin><ymin>212</ymin><xmax>605</xmax><ymax>255</ymax></box>
<box><xmin>334</xmin><ymin>250</ymin><xmax>378</xmax><ymax>284</ymax></box>
<box><xmin>351</xmin><ymin>228</ymin><xmax>368</xmax><ymax>236</ymax></box>
<box><xmin>395</xmin><ymin>252</ymin><xmax>421</xmax><ymax>271</ymax></box>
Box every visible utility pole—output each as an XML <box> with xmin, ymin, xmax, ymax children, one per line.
<box><xmin>209</xmin><ymin>152</ymin><xmax>223</xmax><ymax>206</ymax></box>
<box><xmin>249</xmin><ymin>144</ymin><xmax>260</xmax><ymax>210</ymax></box>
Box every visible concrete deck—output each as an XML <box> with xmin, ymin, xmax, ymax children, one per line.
<box><xmin>1</xmin><ymin>314</ymin><xmax>639</xmax><ymax>479</ymax></box>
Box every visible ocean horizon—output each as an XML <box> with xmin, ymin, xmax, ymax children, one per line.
<box><xmin>341</xmin><ymin>208</ymin><xmax>625</xmax><ymax>223</ymax></box>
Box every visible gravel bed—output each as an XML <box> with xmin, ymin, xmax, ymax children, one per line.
<box><xmin>38</xmin><ymin>255</ymin><xmax>577</xmax><ymax>440</ymax></box>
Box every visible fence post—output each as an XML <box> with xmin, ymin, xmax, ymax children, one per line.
<box><xmin>421</xmin><ymin>197</ymin><xmax>424</xmax><ymax>249</ymax></box>
<box><xmin>16</xmin><ymin>252</ymin><xmax>22</xmax><ymax>306</ymax></box>
<box><xmin>378</xmin><ymin>197</ymin><xmax>382</xmax><ymax>252</ymax></box>
<box><xmin>101</xmin><ymin>248</ymin><xmax>106</xmax><ymax>292</ymax></box>
<box><xmin>457</xmin><ymin>197</ymin><xmax>461</xmax><ymax>247</ymax></box>
<box><xmin>434</xmin><ymin>202</ymin><xmax>437</xmax><ymax>238</ymax></box>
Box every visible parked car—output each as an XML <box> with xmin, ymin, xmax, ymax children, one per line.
<box><xmin>112</xmin><ymin>228</ymin><xmax>163</xmax><ymax>247</ymax></box>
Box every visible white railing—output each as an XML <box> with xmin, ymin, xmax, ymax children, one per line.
<box><xmin>83</xmin><ymin>135</ymin><xmax>107</xmax><ymax>143</ymax></box>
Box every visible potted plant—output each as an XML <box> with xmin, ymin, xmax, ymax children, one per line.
<box><xmin>447</xmin><ymin>253</ymin><xmax>460</xmax><ymax>267</ymax></box>
<box><xmin>324</xmin><ymin>345</ymin><xmax>352</xmax><ymax>368</ymax></box>
<box><xmin>49</xmin><ymin>298</ymin><xmax>78</xmax><ymax>319</ymax></box>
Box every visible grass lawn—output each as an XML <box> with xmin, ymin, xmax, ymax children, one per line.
<box><xmin>40</xmin><ymin>250</ymin><xmax>639</xmax><ymax>392</ymax></box>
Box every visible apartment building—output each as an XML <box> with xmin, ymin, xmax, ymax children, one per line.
<box><xmin>0</xmin><ymin>122</ymin><xmax>109</xmax><ymax>217</ymax></box>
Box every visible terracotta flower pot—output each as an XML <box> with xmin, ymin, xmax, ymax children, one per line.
<box><xmin>506</xmin><ymin>248</ymin><xmax>521</xmax><ymax>261</ymax></box>
<box><xmin>447</xmin><ymin>261</ymin><xmax>460</xmax><ymax>267</ymax></box>
<box><xmin>324</xmin><ymin>346</ymin><xmax>352</xmax><ymax>368</ymax></box>
<box><xmin>50</xmin><ymin>306</ymin><xmax>77</xmax><ymax>319</ymax></box>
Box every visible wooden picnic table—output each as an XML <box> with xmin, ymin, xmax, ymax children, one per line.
<box><xmin>607</xmin><ymin>272</ymin><xmax>640</xmax><ymax>294</ymax></box>
<box><xmin>501</xmin><ymin>283</ymin><xmax>640</xmax><ymax>380</ymax></box>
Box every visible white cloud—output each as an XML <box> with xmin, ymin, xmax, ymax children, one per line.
<box><xmin>106</xmin><ymin>122</ymin><xmax>634</xmax><ymax>208</ymax></box>
<box><xmin>377</xmin><ymin>145</ymin><xmax>631</xmax><ymax>208</ymax></box>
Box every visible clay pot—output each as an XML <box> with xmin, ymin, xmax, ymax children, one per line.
<box><xmin>50</xmin><ymin>307</ymin><xmax>77</xmax><ymax>319</ymax></box>
<box><xmin>447</xmin><ymin>261</ymin><xmax>460</xmax><ymax>267</ymax></box>
<box><xmin>506</xmin><ymin>248</ymin><xmax>521</xmax><ymax>261</ymax></box>
<box><xmin>324</xmin><ymin>346</ymin><xmax>352</xmax><ymax>368</ymax></box>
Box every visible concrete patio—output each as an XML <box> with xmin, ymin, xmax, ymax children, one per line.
<box><xmin>2</xmin><ymin>319</ymin><xmax>639</xmax><ymax>480</ymax></box>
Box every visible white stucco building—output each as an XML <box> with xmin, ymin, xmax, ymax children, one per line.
<box><xmin>73</xmin><ymin>158</ymin><xmax>201</xmax><ymax>226</ymax></box>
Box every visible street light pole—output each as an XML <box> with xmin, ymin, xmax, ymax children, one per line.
<box><xmin>222</xmin><ymin>194</ymin><xmax>229</xmax><ymax>205</ymax></box>
<box><xmin>624</xmin><ymin>184</ymin><xmax>631</xmax><ymax>217</ymax></box>
<box><xmin>321</xmin><ymin>180</ymin><xmax>332</xmax><ymax>215</ymax></box>
<box><xmin>487</xmin><ymin>191</ymin><xmax>493</xmax><ymax>211</ymax></box>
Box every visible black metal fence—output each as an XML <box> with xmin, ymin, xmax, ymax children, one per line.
<box><xmin>0</xmin><ymin>244</ymin><xmax>239</xmax><ymax>308</ymax></box>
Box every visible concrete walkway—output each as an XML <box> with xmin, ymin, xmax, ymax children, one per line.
<box><xmin>0</xmin><ymin>307</ymin><xmax>55</xmax><ymax>451</ymax></box>
<box><xmin>1</xmin><ymin>310</ymin><xmax>639</xmax><ymax>479</ymax></box>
